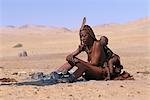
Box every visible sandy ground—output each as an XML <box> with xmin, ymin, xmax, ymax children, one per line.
<box><xmin>0</xmin><ymin>17</ymin><xmax>150</xmax><ymax>100</ymax></box>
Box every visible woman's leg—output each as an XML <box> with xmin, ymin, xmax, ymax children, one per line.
<box><xmin>55</xmin><ymin>58</ymin><xmax>105</xmax><ymax>82</ymax></box>
<box><xmin>72</xmin><ymin>58</ymin><xmax>104</xmax><ymax>80</ymax></box>
<box><xmin>56</xmin><ymin>62</ymin><xmax>73</xmax><ymax>73</ymax></box>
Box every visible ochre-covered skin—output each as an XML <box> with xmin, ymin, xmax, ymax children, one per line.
<box><xmin>90</xmin><ymin>41</ymin><xmax>106</xmax><ymax>66</ymax></box>
<box><xmin>56</xmin><ymin>18</ymin><xmax>123</xmax><ymax>81</ymax></box>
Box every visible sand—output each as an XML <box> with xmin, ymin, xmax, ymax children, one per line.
<box><xmin>0</xmin><ymin>17</ymin><xmax>150</xmax><ymax>100</ymax></box>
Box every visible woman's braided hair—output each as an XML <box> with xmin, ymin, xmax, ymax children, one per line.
<box><xmin>79</xmin><ymin>25</ymin><xmax>97</xmax><ymax>45</ymax></box>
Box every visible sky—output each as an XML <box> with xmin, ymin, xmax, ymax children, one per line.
<box><xmin>0</xmin><ymin>0</ymin><xmax>149</xmax><ymax>29</ymax></box>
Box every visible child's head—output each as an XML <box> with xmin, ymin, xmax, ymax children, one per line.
<box><xmin>100</xmin><ymin>36</ymin><xmax>108</xmax><ymax>46</ymax></box>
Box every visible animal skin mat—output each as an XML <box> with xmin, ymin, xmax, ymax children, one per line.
<box><xmin>0</xmin><ymin>71</ymin><xmax>134</xmax><ymax>86</ymax></box>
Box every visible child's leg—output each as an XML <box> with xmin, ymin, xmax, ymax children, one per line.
<box><xmin>108</xmin><ymin>55</ymin><xmax>121</xmax><ymax>78</ymax></box>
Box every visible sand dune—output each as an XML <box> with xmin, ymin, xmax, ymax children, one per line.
<box><xmin>0</xmin><ymin>17</ymin><xmax>150</xmax><ymax>100</ymax></box>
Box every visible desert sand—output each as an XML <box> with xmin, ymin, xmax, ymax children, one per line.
<box><xmin>0</xmin><ymin>17</ymin><xmax>150</xmax><ymax>100</ymax></box>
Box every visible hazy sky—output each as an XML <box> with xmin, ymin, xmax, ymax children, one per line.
<box><xmin>0</xmin><ymin>0</ymin><xmax>149</xmax><ymax>28</ymax></box>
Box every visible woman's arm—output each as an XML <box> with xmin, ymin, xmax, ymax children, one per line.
<box><xmin>66</xmin><ymin>44</ymin><xmax>85</xmax><ymax>63</ymax></box>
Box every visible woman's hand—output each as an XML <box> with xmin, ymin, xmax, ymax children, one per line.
<box><xmin>66</xmin><ymin>54</ymin><xmax>74</xmax><ymax>62</ymax></box>
<box><xmin>66</xmin><ymin>55</ymin><xmax>79</xmax><ymax>65</ymax></box>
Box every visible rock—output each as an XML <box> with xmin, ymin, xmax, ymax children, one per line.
<box><xmin>29</xmin><ymin>72</ymin><xmax>44</xmax><ymax>80</ymax></box>
<box><xmin>120</xmin><ymin>85</ymin><xmax>124</xmax><ymax>88</ymax></box>
<box><xmin>13</xmin><ymin>43</ymin><xmax>23</xmax><ymax>48</ymax></box>
<box><xmin>12</xmin><ymin>71</ymin><xmax>27</xmax><ymax>76</ymax></box>
<box><xmin>0</xmin><ymin>78</ymin><xmax>17</xmax><ymax>82</ymax></box>
<box><xmin>19</xmin><ymin>50</ymin><xmax>28</xmax><ymax>57</ymax></box>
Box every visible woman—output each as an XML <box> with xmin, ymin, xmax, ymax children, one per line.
<box><xmin>50</xmin><ymin>25</ymin><xmax>111</xmax><ymax>82</ymax></box>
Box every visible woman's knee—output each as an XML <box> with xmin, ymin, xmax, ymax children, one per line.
<box><xmin>76</xmin><ymin>63</ymin><xmax>87</xmax><ymax>69</ymax></box>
